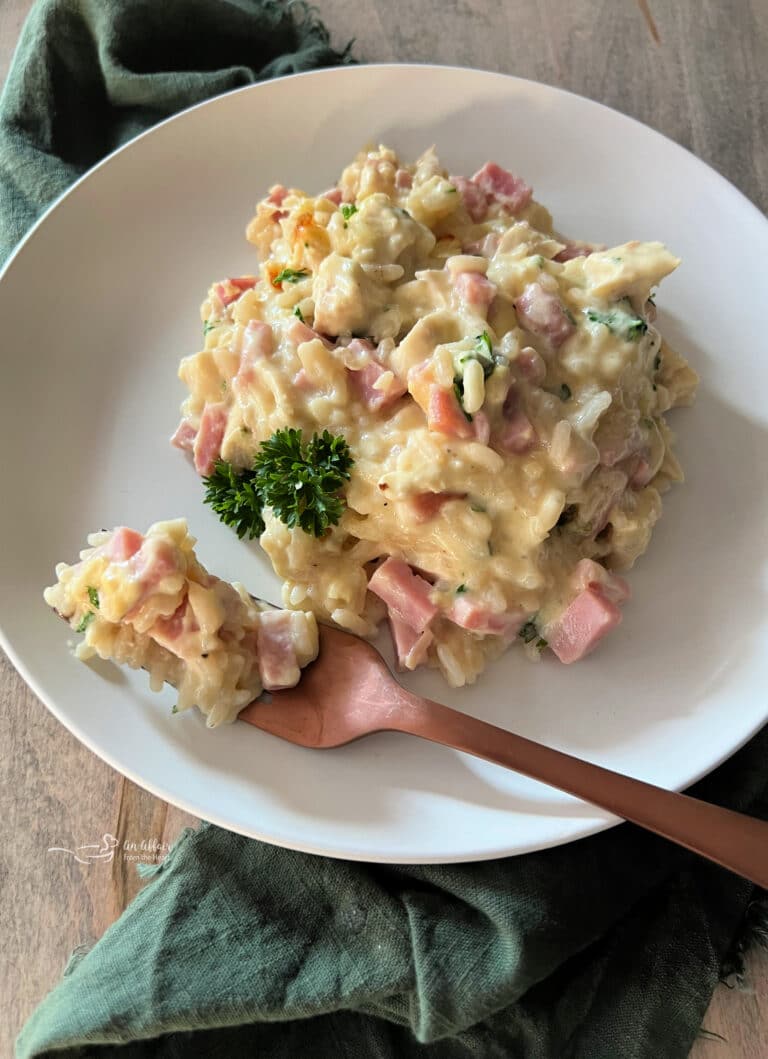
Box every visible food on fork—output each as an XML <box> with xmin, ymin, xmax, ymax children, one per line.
<box><xmin>172</xmin><ymin>145</ymin><xmax>698</xmax><ymax>687</ymax></box>
<box><xmin>43</xmin><ymin>519</ymin><xmax>318</xmax><ymax>726</ymax></box>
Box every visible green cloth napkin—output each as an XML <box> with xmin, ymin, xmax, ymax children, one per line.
<box><xmin>4</xmin><ymin>3</ymin><xmax>767</xmax><ymax>1057</ymax></box>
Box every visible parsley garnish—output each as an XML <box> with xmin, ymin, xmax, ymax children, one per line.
<box><xmin>254</xmin><ymin>428</ymin><xmax>354</xmax><ymax>537</ymax></box>
<box><xmin>476</xmin><ymin>331</ymin><xmax>493</xmax><ymax>358</ymax></box>
<box><xmin>585</xmin><ymin>305</ymin><xmax>648</xmax><ymax>341</ymax></box>
<box><xmin>204</xmin><ymin>460</ymin><xmax>265</xmax><ymax>540</ymax></box>
<box><xmin>293</xmin><ymin>305</ymin><xmax>304</xmax><ymax>323</ymax></box>
<box><xmin>519</xmin><ymin>618</ymin><xmax>545</xmax><ymax>648</ymax></box>
<box><xmin>446</xmin><ymin>186</ymin><xmax>458</xmax><ymax>193</ymax></box>
<box><xmin>87</xmin><ymin>587</ymin><xmax>100</xmax><ymax>609</ymax></box>
<box><xmin>75</xmin><ymin>611</ymin><xmax>95</xmax><ymax>634</ymax></box>
<box><xmin>203</xmin><ymin>320</ymin><xmax>216</xmax><ymax>335</ymax></box>
<box><xmin>456</xmin><ymin>584</ymin><xmax>467</xmax><ymax>594</ymax></box>
<box><xmin>203</xmin><ymin>428</ymin><xmax>354</xmax><ymax>540</ymax></box>
<box><xmin>341</xmin><ymin>203</ymin><xmax>358</xmax><ymax>221</ymax></box>
<box><xmin>272</xmin><ymin>268</ymin><xmax>309</xmax><ymax>287</ymax></box>
<box><xmin>564</xmin><ymin>307</ymin><xmax>577</xmax><ymax>325</ymax></box>
<box><xmin>453</xmin><ymin>380</ymin><xmax>473</xmax><ymax>422</ymax></box>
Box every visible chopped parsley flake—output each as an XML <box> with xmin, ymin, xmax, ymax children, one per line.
<box><xmin>86</xmin><ymin>587</ymin><xmax>99</xmax><ymax>609</ymax></box>
<box><xmin>272</xmin><ymin>267</ymin><xmax>309</xmax><ymax>287</ymax></box>
<box><xmin>203</xmin><ymin>320</ymin><xmax>216</xmax><ymax>335</ymax></box>
<box><xmin>519</xmin><ymin>618</ymin><xmax>539</xmax><ymax>644</ymax></box>
<box><xmin>453</xmin><ymin>380</ymin><xmax>473</xmax><ymax>421</ymax></box>
<box><xmin>75</xmin><ymin>611</ymin><xmax>95</xmax><ymax>634</ymax></box>
<box><xmin>341</xmin><ymin>203</ymin><xmax>358</xmax><ymax>220</ymax></box>
<box><xmin>456</xmin><ymin>584</ymin><xmax>467</xmax><ymax>594</ymax></box>
<box><xmin>293</xmin><ymin>305</ymin><xmax>304</xmax><ymax>322</ymax></box>
<box><xmin>585</xmin><ymin>304</ymin><xmax>648</xmax><ymax>341</ymax></box>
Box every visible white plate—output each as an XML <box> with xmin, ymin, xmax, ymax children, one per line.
<box><xmin>1</xmin><ymin>65</ymin><xmax>767</xmax><ymax>863</ymax></box>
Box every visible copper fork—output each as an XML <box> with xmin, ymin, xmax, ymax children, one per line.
<box><xmin>240</xmin><ymin>624</ymin><xmax>768</xmax><ymax>883</ymax></box>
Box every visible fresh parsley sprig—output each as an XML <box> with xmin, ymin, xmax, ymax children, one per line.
<box><xmin>203</xmin><ymin>428</ymin><xmax>354</xmax><ymax>540</ymax></box>
<box><xmin>203</xmin><ymin>460</ymin><xmax>265</xmax><ymax>540</ymax></box>
<box><xmin>272</xmin><ymin>268</ymin><xmax>309</xmax><ymax>287</ymax></box>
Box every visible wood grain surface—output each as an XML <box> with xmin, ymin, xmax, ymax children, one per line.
<box><xmin>1</xmin><ymin>1</ymin><xmax>766</xmax><ymax>1056</ymax></box>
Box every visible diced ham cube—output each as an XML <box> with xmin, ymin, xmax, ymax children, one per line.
<box><xmin>214</xmin><ymin>277</ymin><xmax>256</xmax><ymax>307</ymax></box>
<box><xmin>495</xmin><ymin>387</ymin><xmax>536</xmax><ymax>454</ymax></box>
<box><xmin>368</xmin><ymin>558</ymin><xmax>438</xmax><ymax>634</ymax></box>
<box><xmin>347</xmin><ymin>360</ymin><xmax>407</xmax><ymax>412</ymax></box>
<box><xmin>257</xmin><ymin>611</ymin><xmax>300</xmax><ymax>690</ymax></box>
<box><xmin>394</xmin><ymin>168</ymin><xmax>413</xmax><ymax>190</ymax></box>
<box><xmin>389</xmin><ymin>614</ymin><xmax>432</xmax><ymax>671</ymax></box>
<box><xmin>170</xmin><ymin>418</ymin><xmax>197</xmax><ymax>453</ymax></box>
<box><xmin>454</xmin><ymin>270</ymin><xmax>497</xmax><ymax>314</ymax></box>
<box><xmin>267</xmin><ymin>185</ymin><xmax>288</xmax><ymax>206</ymax></box>
<box><xmin>516</xmin><ymin>346</ymin><xmax>546</xmax><ymax>385</ymax></box>
<box><xmin>450</xmin><ymin>175</ymin><xmax>488</xmax><ymax>222</ymax></box>
<box><xmin>105</xmin><ymin>527</ymin><xmax>143</xmax><ymax>562</ymax></box>
<box><xmin>150</xmin><ymin>597</ymin><xmax>200</xmax><ymax>660</ymax></box>
<box><xmin>629</xmin><ymin>456</ymin><xmax>653</xmax><ymax>489</ymax></box>
<box><xmin>427</xmin><ymin>386</ymin><xmax>475</xmax><ymax>439</ymax></box>
<box><xmin>234</xmin><ymin>320</ymin><xmax>273</xmax><ymax>389</ymax></box>
<box><xmin>193</xmin><ymin>402</ymin><xmax>228</xmax><ymax>476</ymax></box>
<box><xmin>514</xmin><ymin>282</ymin><xmax>575</xmax><ymax>349</ymax></box>
<box><xmin>571</xmin><ymin>558</ymin><xmax>631</xmax><ymax>604</ymax></box>
<box><xmin>447</xmin><ymin>596</ymin><xmax>525</xmax><ymax>638</ymax></box>
<box><xmin>409</xmin><ymin>491</ymin><xmax>466</xmax><ymax>523</ymax></box>
<box><xmin>553</xmin><ymin>244</ymin><xmax>592</xmax><ymax>263</ymax></box>
<box><xmin>546</xmin><ymin>588</ymin><xmax>623</xmax><ymax>664</ymax></box>
<box><xmin>471</xmin><ymin>162</ymin><xmax>532</xmax><ymax>214</ymax></box>
<box><xmin>288</xmin><ymin>318</ymin><xmax>333</xmax><ymax>350</ymax></box>
<box><xmin>322</xmin><ymin>187</ymin><xmax>343</xmax><ymax>205</ymax></box>
<box><xmin>473</xmin><ymin>410</ymin><xmax>491</xmax><ymax>445</ymax></box>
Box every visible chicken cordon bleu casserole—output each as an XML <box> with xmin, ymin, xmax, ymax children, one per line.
<box><xmin>171</xmin><ymin>145</ymin><xmax>698</xmax><ymax>688</ymax></box>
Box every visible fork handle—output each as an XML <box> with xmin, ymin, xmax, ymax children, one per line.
<box><xmin>388</xmin><ymin>692</ymin><xmax>768</xmax><ymax>887</ymax></box>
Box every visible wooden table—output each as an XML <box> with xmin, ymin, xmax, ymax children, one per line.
<box><xmin>1</xmin><ymin>1</ymin><xmax>766</xmax><ymax>1055</ymax></box>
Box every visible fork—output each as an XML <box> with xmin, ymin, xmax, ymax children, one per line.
<box><xmin>240</xmin><ymin>624</ymin><xmax>768</xmax><ymax>884</ymax></box>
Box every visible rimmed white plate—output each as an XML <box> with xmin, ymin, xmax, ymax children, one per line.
<box><xmin>1</xmin><ymin>64</ymin><xmax>767</xmax><ymax>863</ymax></box>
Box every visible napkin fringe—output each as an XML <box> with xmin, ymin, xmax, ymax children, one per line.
<box><xmin>719</xmin><ymin>889</ymin><xmax>768</xmax><ymax>987</ymax></box>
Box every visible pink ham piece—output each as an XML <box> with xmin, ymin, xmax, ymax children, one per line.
<box><xmin>515</xmin><ymin>347</ymin><xmax>546</xmax><ymax>385</ymax></box>
<box><xmin>547</xmin><ymin>588</ymin><xmax>623</xmax><ymax>664</ymax></box>
<box><xmin>629</xmin><ymin>456</ymin><xmax>653</xmax><ymax>489</ymax></box>
<box><xmin>450</xmin><ymin>175</ymin><xmax>488</xmax><ymax>222</ymax></box>
<box><xmin>409</xmin><ymin>491</ymin><xmax>466</xmax><ymax>523</ymax></box>
<box><xmin>150</xmin><ymin>597</ymin><xmax>200</xmax><ymax>660</ymax></box>
<box><xmin>471</xmin><ymin>162</ymin><xmax>532</xmax><ymax>214</ymax></box>
<box><xmin>427</xmin><ymin>386</ymin><xmax>475</xmax><ymax>439</ymax></box>
<box><xmin>288</xmin><ymin>318</ymin><xmax>333</xmax><ymax>350</ymax></box>
<box><xmin>368</xmin><ymin>558</ymin><xmax>438</xmax><ymax>635</ymax></box>
<box><xmin>473</xmin><ymin>410</ymin><xmax>491</xmax><ymax>445</ymax></box>
<box><xmin>234</xmin><ymin>320</ymin><xmax>273</xmax><ymax>389</ymax></box>
<box><xmin>553</xmin><ymin>244</ymin><xmax>592</xmax><ymax>263</ymax></box>
<box><xmin>267</xmin><ymin>185</ymin><xmax>288</xmax><ymax>206</ymax></box>
<box><xmin>171</xmin><ymin>419</ymin><xmax>196</xmax><ymax>453</ymax></box>
<box><xmin>105</xmin><ymin>527</ymin><xmax>143</xmax><ymax>562</ymax></box>
<box><xmin>214</xmin><ymin>277</ymin><xmax>256</xmax><ymax>307</ymax></box>
<box><xmin>347</xmin><ymin>360</ymin><xmax>406</xmax><ymax>412</ymax></box>
<box><xmin>389</xmin><ymin>614</ymin><xmax>433</xmax><ymax>671</ymax></box>
<box><xmin>256</xmin><ymin>611</ymin><xmax>300</xmax><ymax>690</ymax></box>
<box><xmin>322</xmin><ymin>187</ymin><xmax>343</xmax><ymax>205</ymax></box>
<box><xmin>394</xmin><ymin>168</ymin><xmax>413</xmax><ymax>190</ymax></box>
<box><xmin>571</xmin><ymin>558</ymin><xmax>630</xmax><ymax>605</ymax></box>
<box><xmin>496</xmin><ymin>387</ymin><xmax>536</xmax><ymax>454</ymax></box>
<box><xmin>448</xmin><ymin>596</ymin><xmax>525</xmax><ymax>638</ymax></box>
<box><xmin>454</xmin><ymin>270</ymin><xmax>497</xmax><ymax>314</ymax></box>
<box><xmin>193</xmin><ymin>402</ymin><xmax>228</xmax><ymax>476</ymax></box>
<box><xmin>514</xmin><ymin>282</ymin><xmax>575</xmax><ymax>349</ymax></box>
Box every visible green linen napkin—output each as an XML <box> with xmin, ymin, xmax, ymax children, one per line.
<box><xmin>4</xmin><ymin>3</ymin><xmax>767</xmax><ymax>1057</ymax></box>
